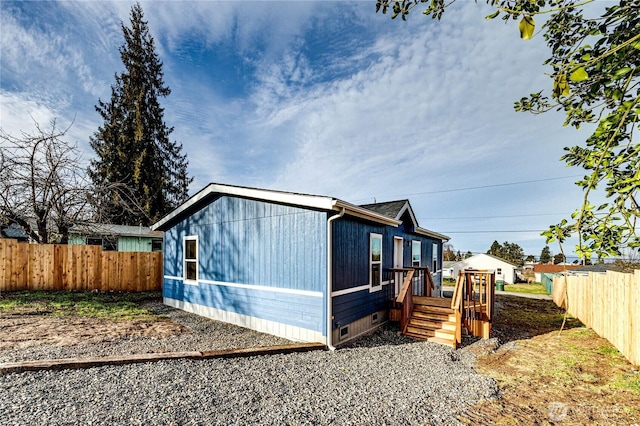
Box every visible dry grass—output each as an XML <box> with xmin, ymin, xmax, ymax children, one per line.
<box><xmin>460</xmin><ymin>295</ymin><xmax>640</xmax><ymax>425</ymax></box>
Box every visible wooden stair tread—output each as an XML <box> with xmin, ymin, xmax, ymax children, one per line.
<box><xmin>409</xmin><ymin>318</ymin><xmax>457</xmax><ymax>331</ymax></box>
<box><xmin>411</xmin><ymin>311</ymin><xmax>457</xmax><ymax>322</ymax></box>
<box><xmin>406</xmin><ymin>325</ymin><xmax>455</xmax><ymax>339</ymax></box>
<box><xmin>413</xmin><ymin>304</ymin><xmax>454</xmax><ymax>315</ymax></box>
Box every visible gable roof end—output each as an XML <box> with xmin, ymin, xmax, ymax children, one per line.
<box><xmin>152</xmin><ymin>182</ymin><xmax>401</xmax><ymax>231</ymax></box>
<box><xmin>359</xmin><ymin>199</ymin><xmax>449</xmax><ymax>241</ymax></box>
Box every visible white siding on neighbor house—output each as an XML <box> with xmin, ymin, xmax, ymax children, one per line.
<box><xmin>451</xmin><ymin>254</ymin><xmax>519</xmax><ymax>284</ymax></box>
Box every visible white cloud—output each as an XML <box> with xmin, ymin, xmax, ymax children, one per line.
<box><xmin>0</xmin><ymin>0</ymin><xmax>599</xmax><ymax>256</ymax></box>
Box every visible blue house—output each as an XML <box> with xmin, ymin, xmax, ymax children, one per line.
<box><xmin>152</xmin><ymin>183</ymin><xmax>449</xmax><ymax>347</ymax></box>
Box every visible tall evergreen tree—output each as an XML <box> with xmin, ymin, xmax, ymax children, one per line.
<box><xmin>89</xmin><ymin>3</ymin><xmax>191</xmax><ymax>226</ymax></box>
<box><xmin>540</xmin><ymin>246</ymin><xmax>552</xmax><ymax>264</ymax></box>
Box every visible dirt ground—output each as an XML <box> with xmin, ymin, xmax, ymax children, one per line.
<box><xmin>459</xmin><ymin>295</ymin><xmax>640</xmax><ymax>425</ymax></box>
<box><xmin>0</xmin><ymin>315</ymin><xmax>186</xmax><ymax>351</ymax></box>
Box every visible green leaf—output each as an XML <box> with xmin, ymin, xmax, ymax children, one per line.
<box><xmin>519</xmin><ymin>16</ymin><xmax>535</xmax><ymax>40</ymax></box>
<box><xmin>613</xmin><ymin>67</ymin><xmax>632</xmax><ymax>79</ymax></box>
<box><xmin>632</xmin><ymin>41</ymin><xmax>640</xmax><ymax>50</ymax></box>
<box><xmin>485</xmin><ymin>10</ymin><xmax>500</xmax><ymax>20</ymax></box>
<box><xmin>569</xmin><ymin>67</ymin><xmax>589</xmax><ymax>82</ymax></box>
<box><xmin>612</xmin><ymin>89</ymin><xmax>623</xmax><ymax>100</ymax></box>
<box><xmin>553</xmin><ymin>74</ymin><xmax>570</xmax><ymax>98</ymax></box>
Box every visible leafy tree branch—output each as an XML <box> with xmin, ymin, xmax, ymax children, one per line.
<box><xmin>378</xmin><ymin>0</ymin><xmax>639</xmax><ymax>260</ymax></box>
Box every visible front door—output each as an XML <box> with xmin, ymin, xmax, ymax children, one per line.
<box><xmin>394</xmin><ymin>237</ymin><xmax>403</xmax><ymax>296</ymax></box>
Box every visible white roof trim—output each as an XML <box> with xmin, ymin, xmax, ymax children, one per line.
<box><xmin>395</xmin><ymin>201</ymin><xmax>419</xmax><ymax>227</ymax></box>
<box><xmin>152</xmin><ymin>183</ymin><xmax>401</xmax><ymax>230</ymax></box>
<box><xmin>415</xmin><ymin>227</ymin><xmax>450</xmax><ymax>241</ymax></box>
<box><xmin>334</xmin><ymin>200</ymin><xmax>401</xmax><ymax>227</ymax></box>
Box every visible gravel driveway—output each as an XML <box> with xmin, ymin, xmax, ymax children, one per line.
<box><xmin>0</xmin><ymin>304</ymin><xmax>498</xmax><ymax>425</ymax></box>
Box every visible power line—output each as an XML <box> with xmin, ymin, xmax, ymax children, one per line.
<box><xmin>420</xmin><ymin>212</ymin><xmax>570</xmax><ymax>220</ymax></box>
<box><xmin>354</xmin><ymin>174</ymin><xmax>582</xmax><ymax>202</ymax></box>
<box><xmin>443</xmin><ymin>230</ymin><xmax>546</xmax><ymax>234</ymax></box>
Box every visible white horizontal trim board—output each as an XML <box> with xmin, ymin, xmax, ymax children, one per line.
<box><xmin>164</xmin><ymin>275</ymin><xmax>183</xmax><ymax>281</ymax></box>
<box><xmin>331</xmin><ymin>281</ymin><xmax>391</xmax><ymax>297</ymax></box>
<box><xmin>164</xmin><ymin>276</ymin><xmax>323</xmax><ymax>298</ymax></box>
<box><xmin>165</xmin><ymin>297</ymin><xmax>325</xmax><ymax>344</ymax></box>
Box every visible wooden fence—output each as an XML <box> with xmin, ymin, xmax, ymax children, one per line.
<box><xmin>553</xmin><ymin>270</ymin><xmax>640</xmax><ymax>366</ymax></box>
<box><xmin>0</xmin><ymin>239</ymin><xmax>162</xmax><ymax>292</ymax></box>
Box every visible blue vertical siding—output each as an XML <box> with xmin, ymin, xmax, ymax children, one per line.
<box><xmin>162</xmin><ymin>195</ymin><xmax>327</xmax><ymax>334</ymax></box>
<box><xmin>165</xmin><ymin>196</ymin><xmax>327</xmax><ymax>291</ymax></box>
<box><xmin>331</xmin><ymin>215</ymin><xmax>443</xmax><ymax>329</ymax></box>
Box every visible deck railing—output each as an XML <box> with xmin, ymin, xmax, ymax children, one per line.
<box><xmin>395</xmin><ymin>269</ymin><xmax>415</xmax><ymax>334</ymax></box>
<box><xmin>450</xmin><ymin>273</ymin><xmax>464</xmax><ymax>344</ymax></box>
<box><xmin>451</xmin><ymin>269</ymin><xmax>495</xmax><ymax>339</ymax></box>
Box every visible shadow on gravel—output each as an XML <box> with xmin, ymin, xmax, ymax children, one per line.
<box><xmin>340</xmin><ymin>294</ymin><xmax>584</xmax><ymax>352</ymax></box>
<box><xmin>337</xmin><ymin>322</ymin><xmax>419</xmax><ymax>349</ymax></box>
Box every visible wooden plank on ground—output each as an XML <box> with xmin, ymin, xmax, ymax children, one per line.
<box><xmin>0</xmin><ymin>343</ymin><xmax>327</xmax><ymax>375</ymax></box>
<box><xmin>200</xmin><ymin>343</ymin><xmax>327</xmax><ymax>359</ymax></box>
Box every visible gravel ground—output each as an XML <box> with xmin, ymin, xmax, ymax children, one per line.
<box><xmin>0</xmin><ymin>302</ymin><xmax>292</xmax><ymax>363</ymax></box>
<box><xmin>0</xmin><ymin>304</ymin><xmax>499</xmax><ymax>425</ymax></box>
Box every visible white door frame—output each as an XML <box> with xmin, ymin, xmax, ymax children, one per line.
<box><xmin>393</xmin><ymin>237</ymin><xmax>404</xmax><ymax>296</ymax></box>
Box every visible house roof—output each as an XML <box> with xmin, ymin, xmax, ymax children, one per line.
<box><xmin>70</xmin><ymin>224</ymin><xmax>163</xmax><ymax>239</ymax></box>
<box><xmin>451</xmin><ymin>253</ymin><xmax>520</xmax><ymax>268</ymax></box>
<box><xmin>359</xmin><ymin>200</ymin><xmax>409</xmax><ymax>220</ymax></box>
<box><xmin>533</xmin><ymin>264</ymin><xmax>583</xmax><ymax>274</ymax></box>
<box><xmin>1</xmin><ymin>224</ymin><xmax>30</xmax><ymax>240</ymax></box>
<box><xmin>358</xmin><ymin>199</ymin><xmax>449</xmax><ymax>241</ymax></box>
<box><xmin>568</xmin><ymin>263</ymin><xmax>637</xmax><ymax>273</ymax></box>
<box><xmin>152</xmin><ymin>183</ymin><xmax>449</xmax><ymax>241</ymax></box>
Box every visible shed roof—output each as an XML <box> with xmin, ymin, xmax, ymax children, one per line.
<box><xmin>70</xmin><ymin>224</ymin><xmax>163</xmax><ymax>239</ymax></box>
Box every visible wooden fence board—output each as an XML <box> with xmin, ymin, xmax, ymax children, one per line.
<box><xmin>553</xmin><ymin>270</ymin><xmax>639</xmax><ymax>366</ymax></box>
<box><xmin>0</xmin><ymin>239</ymin><xmax>162</xmax><ymax>293</ymax></box>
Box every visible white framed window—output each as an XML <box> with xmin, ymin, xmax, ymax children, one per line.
<box><xmin>183</xmin><ymin>236</ymin><xmax>198</xmax><ymax>284</ymax></box>
<box><xmin>369</xmin><ymin>233</ymin><xmax>382</xmax><ymax>292</ymax></box>
<box><xmin>412</xmin><ymin>241</ymin><xmax>421</xmax><ymax>267</ymax></box>
<box><xmin>432</xmin><ymin>243</ymin><xmax>438</xmax><ymax>272</ymax></box>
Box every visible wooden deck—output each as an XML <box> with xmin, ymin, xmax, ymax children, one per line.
<box><xmin>394</xmin><ymin>270</ymin><xmax>496</xmax><ymax>348</ymax></box>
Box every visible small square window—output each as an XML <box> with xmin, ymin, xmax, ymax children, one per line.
<box><xmin>87</xmin><ymin>237</ymin><xmax>102</xmax><ymax>246</ymax></box>
<box><xmin>339</xmin><ymin>326</ymin><xmax>350</xmax><ymax>341</ymax></box>
<box><xmin>371</xmin><ymin>312</ymin><xmax>379</xmax><ymax>324</ymax></box>
<box><xmin>151</xmin><ymin>238</ymin><xmax>163</xmax><ymax>252</ymax></box>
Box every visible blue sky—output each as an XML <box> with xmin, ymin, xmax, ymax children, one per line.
<box><xmin>1</xmin><ymin>0</ymin><xmax>606</xmax><ymax>260</ymax></box>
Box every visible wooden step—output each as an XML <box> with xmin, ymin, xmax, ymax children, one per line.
<box><xmin>405</xmin><ymin>325</ymin><xmax>455</xmax><ymax>340</ymax></box>
<box><xmin>413</xmin><ymin>304</ymin><xmax>454</xmax><ymax>315</ymax></box>
<box><xmin>411</xmin><ymin>310</ymin><xmax>457</xmax><ymax>323</ymax></box>
<box><xmin>408</xmin><ymin>318</ymin><xmax>443</xmax><ymax>330</ymax></box>
<box><xmin>409</xmin><ymin>317</ymin><xmax>457</xmax><ymax>332</ymax></box>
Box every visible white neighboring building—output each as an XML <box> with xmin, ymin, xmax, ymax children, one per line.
<box><xmin>442</xmin><ymin>261</ymin><xmax>456</xmax><ymax>279</ymax></box>
<box><xmin>451</xmin><ymin>253</ymin><xmax>520</xmax><ymax>284</ymax></box>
